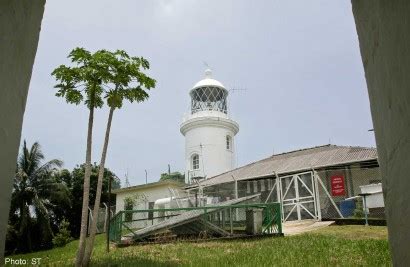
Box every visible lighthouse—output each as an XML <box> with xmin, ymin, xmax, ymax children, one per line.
<box><xmin>180</xmin><ymin>69</ymin><xmax>239</xmax><ymax>184</ymax></box>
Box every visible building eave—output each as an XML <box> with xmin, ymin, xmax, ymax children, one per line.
<box><xmin>112</xmin><ymin>180</ymin><xmax>185</xmax><ymax>194</ymax></box>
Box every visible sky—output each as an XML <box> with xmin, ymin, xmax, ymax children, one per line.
<box><xmin>21</xmin><ymin>0</ymin><xmax>375</xmax><ymax>187</ymax></box>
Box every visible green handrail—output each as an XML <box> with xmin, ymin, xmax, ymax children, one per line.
<box><xmin>109</xmin><ymin>202</ymin><xmax>282</xmax><ymax>243</ymax></box>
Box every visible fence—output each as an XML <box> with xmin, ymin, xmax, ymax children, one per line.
<box><xmin>187</xmin><ymin>165</ymin><xmax>384</xmax><ymax>223</ymax></box>
<box><xmin>88</xmin><ymin>204</ymin><xmax>115</xmax><ymax>234</ymax></box>
<box><xmin>109</xmin><ymin>202</ymin><xmax>282</xmax><ymax>244</ymax></box>
<box><xmin>315</xmin><ymin>165</ymin><xmax>385</xmax><ymax>221</ymax></box>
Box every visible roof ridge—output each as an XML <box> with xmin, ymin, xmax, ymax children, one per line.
<box><xmin>268</xmin><ymin>144</ymin><xmax>334</xmax><ymax>158</ymax></box>
<box><xmin>269</xmin><ymin>144</ymin><xmax>377</xmax><ymax>158</ymax></box>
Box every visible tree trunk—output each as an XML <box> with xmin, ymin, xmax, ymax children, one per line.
<box><xmin>75</xmin><ymin>106</ymin><xmax>94</xmax><ymax>267</ymax></box>
<box><xmin>82</xmin><ymin>106</ymin><xmax>115</xmax><ymax>266</ymax></box>
<box><xmin>106</xmin><ymin>175</ymin><xmax>112</xmax><ymax>253</ymax></box>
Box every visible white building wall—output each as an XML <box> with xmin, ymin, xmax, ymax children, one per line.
<box><xmin>115</xmin><ymin>184</ymin><xmax>186</xmax><ymax>212</ymax></box>
<box><xmin>115</xmin><ymin>183</ymin><xmax>187</xmax><ymax>228</ymax></box>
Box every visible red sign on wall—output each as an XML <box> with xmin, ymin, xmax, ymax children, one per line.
<box><xmin>331</xmin><ymin>175</ymin><xmax>346</xmax><ymax>196</ymax></box>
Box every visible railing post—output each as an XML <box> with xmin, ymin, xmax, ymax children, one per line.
<box><xmin>277</xmin><ymin>203</ymin><xmax>283</xmax><ymax>234</ymax></box>
<box><xmin>230</xmin><ymin>207</ymin><xmax>233</xmax><ymax>235</ymax></box>
<box><xmin>119</xmin><ymin>211</ymin><xmax>123</xmax><ymax>243</ymax></box>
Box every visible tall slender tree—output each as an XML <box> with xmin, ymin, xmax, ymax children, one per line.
<box><xmin>52</xmin><ymin>48</ymin><xmax>109</xmax><ymax>266</ymax></box>
<box><xmin>83</xmin><ymin>50</ymin><xmax>155</xmax><ymax>266</ymax></box>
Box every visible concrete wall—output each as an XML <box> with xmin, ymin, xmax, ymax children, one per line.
<box><xmin>0</xmin><ymin>0</ymin><xmax>46</xmax><ymax>260</ymax></box>
<box><xmin>352</xmin><ymin>1</ymin><xmax>410</xmax><ymax>264</ymax></box>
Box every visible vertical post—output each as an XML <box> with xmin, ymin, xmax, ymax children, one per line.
<box><xmin>276</xmin><ymin>203</ymin><xmax>282</xmax><ymax>235</ymax></box>
<box><xmin>232</xmin><ymin>175</ymin><xmax>239</xmax><ymax>220</ymax></box>
<box><xmin>359</xmin><ymin>193</ymin><xmax>370</xmax><ymax>226</ymax></box>
<box><xmin>103</xmin><ymin>202</ymin><xmax>108</xmax><ymax>233</ymax></box>
<box><xmin>234</xmin><ymin>180</ymin><xmax>238</xmax><ymax>199</ymax></box>
<box><xmin>364</xmin><ymin>196</ymin><xmax>369</xmax><ymax>226</ymax></box>
<box><xmin>294</xmin><ymin>176</ymin><xmax>301</xmax><ymax>221</ymax></box>
<box><xmin>230</xmin><ymin>207</ymin><xmax>233</xmax><ymax>235</ymax></box>
<box><xmin>106</xmin><ymin>175</ymin><xmax>112</xmax><ymax>252</ymax></box>
<box><xmin>275</xmin><ymin>172</ymin><xmax>280</xmax><ymax>203</ymax></box>
<box><xmin>119</xmin><ymin>212</ymin><xmax>123</xmax><ymax>243</ymax></box>
<box><xmin>313</xmin><ymin>170</ymin><xmax>322</xmax><ymax>221</ymax></box>
<box><xmin>275</xmin><ymin>172</ymin><xmax>285</xmax><ymax>222</ymax></box>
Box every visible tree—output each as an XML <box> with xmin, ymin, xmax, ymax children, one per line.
<box><xmin>9</xmin><ymin>141</ymin><xmax>69</xmax><ymax>252</ymax></box>
<box><xmin>52</xmin><ymin>219</ymin><xmax>73</xmax><ymax>247</ymax></box>
<box><xmin>52</xmin><ymin>48</ymin><xmax>110</xmax><ymax>266</ymax></box>
<box><xmin>160</xmin><ymin>172</ymin><xmax>185</xmax><ymax>184</ymax></box>
<box><xmin>83</xmin><ymin>50</ymin><xmax>155</xmax><ymax>266</ymax></box>
<box><xmin>64</xmin><ymin>164</ymin><xmax>120</xmax><ymax>238</ymax></box>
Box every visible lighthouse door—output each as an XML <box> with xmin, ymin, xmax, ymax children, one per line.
<box><xmin>280</xmin><ymin>172</ymin><xmax>317</xmax><ymax>222</ymax></box>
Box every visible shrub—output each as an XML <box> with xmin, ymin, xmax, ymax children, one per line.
<box><xmin>52</xmin><ymin>219</ymin><xmax>73</xmax><ymax>247</ymax></box>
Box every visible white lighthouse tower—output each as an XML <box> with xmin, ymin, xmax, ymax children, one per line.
<box><xmin>180</xmin><ymin>69</ymin><xmax>239</xmax><ymax>184</ymax></box>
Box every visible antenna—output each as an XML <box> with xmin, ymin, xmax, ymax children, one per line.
<box><xmin>227</xmin><ymin>85</ymin><xmax>247</xmax><ymax>114</ymax></box>
<box><xmin>125</xmin><ymin>170</ymin><xmax>130</xmax><ymax>187</ymax></box>
<box><xmin>145</xmin><ymin>169</ymin><xmax>148</xmax><ymax>184</ymax></box>
<box><xmin>229</xmin><ymin>87</ymin><xmax>247</xmax><ymax>93</ymax></box>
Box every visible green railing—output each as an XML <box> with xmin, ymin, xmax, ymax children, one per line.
<box><xmin>109</xmin><ymin>202</ymin><xmax>282</xmax><ymax>244</ymax></box>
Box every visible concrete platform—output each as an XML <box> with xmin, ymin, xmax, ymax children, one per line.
<box><xmin>283</xmin><ymin>220</ymin><xmax>334</xmax><ymax>236</ymax></box>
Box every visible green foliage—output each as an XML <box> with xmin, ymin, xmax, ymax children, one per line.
<box><xmin>102</xmin><ymin>50</ymin><xmax>156</xmax><ymax>109</ymax></box>
<box><xmin>62</xmin><ymin>163</ymin><xmax>120</xmax><ymax>238</ymax></box>
<box><xmin>160</xmin><ymin>172</ymin><xmax>185</xmax><ymax>183</ymax></box>
<box><xmin>52</xmin><ymin>48</ymin><xmax>107</xmax><ymax>109</ymax></box>
<box><xmin>353</xmin><ymin>200</ymin><xmax>365</xmax><ymax>218</ymax></box>
<box><xmin>7</xmin><ymin>141</ymin><xmax>70</xmax><ymax>253</ymax></box>
<box><xmin>52</xmin><ymin>48</ymin><xmax>156</xmax><ymax>111</ymax></box>
<box><xmin>52</xmin><ymin>219</ymin><xmax>73</xmax><ymax>247</ymax></box>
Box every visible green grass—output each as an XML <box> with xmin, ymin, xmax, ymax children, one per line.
<box><xmin>7</xmin><ymin>226</ymin><xmax>391</xmax><ymax>266</ymax></box>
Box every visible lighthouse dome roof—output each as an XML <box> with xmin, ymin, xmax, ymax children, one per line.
<box><xmin>191</xmin><ymin>69</ymin><xmax>226</xmax><ymax>91</ymax></box>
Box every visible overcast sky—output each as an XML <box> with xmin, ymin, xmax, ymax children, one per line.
<box><xmin>21</xmin><ymin>0</ymin><xmax>375</xmax><ymax>186</ymax></box>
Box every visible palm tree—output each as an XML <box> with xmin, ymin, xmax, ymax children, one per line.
<box><xmin>83</xmin><ymin>50</ymin><xmax>155</xmax><ymax>266</ymax></box>
<box><xmin>10</xmin><ymin>141</ymin><xmax>69</xmax><ymax>252</ymax></box>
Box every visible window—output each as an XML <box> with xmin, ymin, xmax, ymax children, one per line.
<box><xmin>192</xmin><ymin>154</ymin><xmax>199</xmax><ymax>170</ymax></box>
<box><xmin>247</xmin><ymin>181</ymin><xmax>251</xmax><ymax>193</ymax></box>
<box><xmin>260</xmin><ymin>180</ymin><xmax>266</xmax><ymax>192</ymax></box>
<box><xmin>226</xmin><ymin>135</ymin><xmax>232</xmax><ymax>150</ymax></box>
<box><xmin>253</xmin><ymin>180</ymin><xmax>258</xmax><ymax>193</ymax></box>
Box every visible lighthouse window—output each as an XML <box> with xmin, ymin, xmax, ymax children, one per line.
<box><xmin>226</xmin><ymin>135</ymin><xmax>232</xmax><ymax>150</ymax></box>
<box><xmin>192</xmin><ymin>154</ymin><xmax>199</xmax><ymax>170</ymax></box>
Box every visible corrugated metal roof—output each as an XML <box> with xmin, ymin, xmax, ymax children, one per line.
<box><xmin>190</xmin><ymin>145</ymin><xmax>378</xmax><ymax>188</ymax></box>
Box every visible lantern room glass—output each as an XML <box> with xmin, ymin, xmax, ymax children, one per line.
<box><xmin>190</xmin><ymin>86</ymin><xmax>228</xmax><ymax>114</ymax></box>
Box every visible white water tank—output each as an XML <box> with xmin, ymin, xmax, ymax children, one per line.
<box><xmin>359</xmin><ymin>183</ymin><xmax>384</xmax><ymax>208</ymax></box>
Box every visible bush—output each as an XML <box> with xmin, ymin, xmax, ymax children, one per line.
<box><xmin>52</xmin><ymin>219</ymin><xmax>73</xmax><ymax>247</ymax></box>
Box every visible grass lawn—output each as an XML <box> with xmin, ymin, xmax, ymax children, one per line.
<box><xmin>7</xmin><ymin>225</ymin><xmax>390</xmax><ymax>266</ymax></box>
